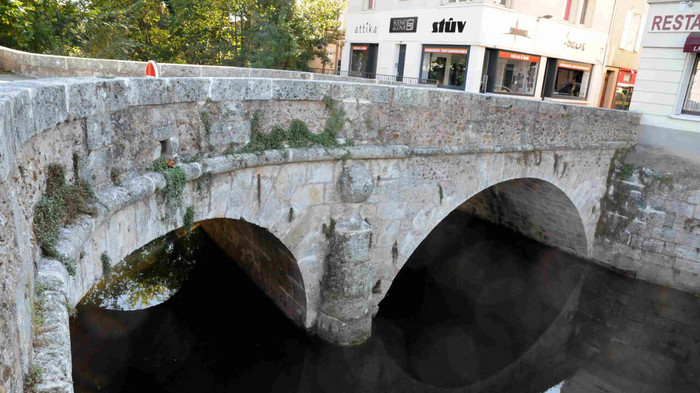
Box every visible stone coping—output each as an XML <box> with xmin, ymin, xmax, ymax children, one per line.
<box><xmin>0</xmin><ymin>45</ymin><xmax>404</xmax><ymax>84</ymax></box>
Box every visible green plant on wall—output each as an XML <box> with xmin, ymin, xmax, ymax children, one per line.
<box><xmin>33</xmin><ymin>164</ymin><xmax>96</xmax><ymax>276</ymax></box>
<box><xmin>235</xmin><ymin>97</ymin><xmax>350</xmax><ymax>154</ymax></box>
<box><xmin>150</xmin><ymin>158</ymin><xmax>187</xmax><ymax>209</ymax></box>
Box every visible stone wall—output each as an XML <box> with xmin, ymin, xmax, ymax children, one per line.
<box><xmin>594</xmin><ymin>144</ymin><xmax>700</xmax><ymax>292</ymax></box>
<box><xmin>0</xmin><ymin>76</ymin><xmax>638</xmax><ymax>393</ymax></box>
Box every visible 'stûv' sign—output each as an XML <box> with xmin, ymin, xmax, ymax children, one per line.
<box><xmin>390</xmin><ymin>17</ymin><xmax>418</xmax><ymax>33</ymax></box>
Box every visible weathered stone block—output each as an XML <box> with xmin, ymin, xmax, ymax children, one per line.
<box><xmin>85</xmin><ymin>113</ymin><xmax>111</xmax><ymax>150</ymax></box>
<box><xmin>272</xmin><ymin>79</ymin><xmax>330</xmax><ymax>101</ymax></box>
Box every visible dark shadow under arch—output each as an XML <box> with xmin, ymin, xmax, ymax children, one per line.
<box><xmin>198</xmin><ymin>218</ymin><xmax>307</xmax><ymax>327</ymax></box>
<box><xmin>458</xmin><ymin>178</ymin><xmax>588</xmax><ymax>257</ymax></box>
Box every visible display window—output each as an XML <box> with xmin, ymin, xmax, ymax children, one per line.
<box><xmin>552</xmin><ymin>61</ymin><xmax>592</xmax><ymax>99</ymax></box>
<box><xmin>350</xmin><ymin>44</ymin><xmax>378</xmax><ymax>79</ymax></box>
<box><xmin>682</xmin><ymin>54</ymin><xmax>700</xmax><ymax>116</ymax></box>
<box><xmin>542</xmin><ymin>59</ymin><xmax>593</xmax><ymax>100</ymax></box>
<box><xmin>419</xmin><ymin>46</ymin><xmax>469</xmax><ymax>89</ymax></box>
<box><xmin>482</xmin><ymin>50</ymin><xmax>540</xmax><ymax>96</ymax></box>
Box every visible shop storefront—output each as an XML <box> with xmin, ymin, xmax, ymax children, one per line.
<box><xmin>542</xmin><ymin>59</ymin><xmax>593</xmax><ymax>100</ymax></box>
<box><xmin>482</xmin><ymin>50</ymin><xmax>540</xmax><ymax>96</ymax></box>
<box><xmin>419</xmin><ymin>45</ymin><xmax>469</xmax><ymax>89</ymax></box>
<box><xmin>349</xmin><ymin>44</ymin><xmax>378</xmax><ymax>79</ymax></box>
<box><xmin>342</xmin><ymin>3</ymin><xmax>609</xmax><ymax>105</ymax></box>
<box><xmin>612</xmin><ymin>69</ymin><xmax>637</xmax><ymax>110</ymax></box>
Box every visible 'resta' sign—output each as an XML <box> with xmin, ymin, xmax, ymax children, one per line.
<box><xmin>650</xmin><ymin>13</ymin><xmax>700</xmax><ymax>31</ymax></box>
<box><xmin>390</xmin><ymin>17</ymin><xmax>418</xmax><ymax>33</ymax></box>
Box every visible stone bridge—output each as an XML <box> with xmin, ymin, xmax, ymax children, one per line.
<box><xmin>0</xmin><ymin>76</ymin><xmax>638</xmax><ymax>392</ymax></box>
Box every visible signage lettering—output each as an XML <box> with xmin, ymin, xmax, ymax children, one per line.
<box><xmin>564</xmin><ymin>33</ymin><xmax>586</xmax><ymax>51</ymax></box>
<box><xmin>424</xmin><ymin>47</ymin><xmax>469</xmax><ymax>55</ymax></box>
<box><xmin>650</xmin><ymin>13</ymin><xmax>700</xmax><ymax>31</ymax></box>
<box><xmin>390</xmin><ymin>17</ymin><xmax>418</xmax><ymax>33</ymax></box>
<box><xmin>432</xmin><ymin>18</ymin><xmax>467</xmax><ymax>33</ymax></box>
<box><xmin>558</xmin><ymin>62</ymin><xmax>591</xmax><ymax>72</ymax></box>
<box><xmin>354</xmin><ymin>23</ymin><xmax>378</xmax><ymax>34</ymax></box>
<box><xmin>352</xmin><ymin>46</ymin><xmax>369</xmax><ymax>51</ymax></box>
<box><xmin>498</xmin><ymin>51</ymin><xmax>540</xmax><ymax>63</ymax></box>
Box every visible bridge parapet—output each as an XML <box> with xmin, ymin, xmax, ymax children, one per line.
<box><xmin>0</xmin><ymin>76</ymin><xmax>639</xmax><ymax>393</ymax></box>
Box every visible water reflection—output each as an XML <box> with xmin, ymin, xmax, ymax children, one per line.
<box><xmin>81</xmin><ymin>230</ymin><xmax>201</xmax><ymax>311</ymax></box>
<box><xmin>71</xmin><ymin>212</ymin><xmax>700</xmax><ymax>393</ymax></box>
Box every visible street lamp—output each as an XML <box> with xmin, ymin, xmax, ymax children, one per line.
<box><xmin>537</xmin><ymin>15</ymin><xmax>553</xmax><ymax>22</ymax></box>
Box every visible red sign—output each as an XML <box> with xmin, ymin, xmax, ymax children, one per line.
<box><xmin>352</xmin><ymin>46</ymin><xmax>368</xmax><ymax>51</ymax></box>
<box><xmin>558</xmin><ymin>62</ymin><xmax>591</xmax><ymax>72</ymax></box>
<box><xmin>650</xmin><ymin>14</ymin><xmax>700</xmax><ymax>31</ymax></box>
<box><xmin>146</xmin><ymin>60</ymin><xmax>159</xmax><ymax>77</ymax></box>
<box><xmin>424</xmin><ymin>47</ymin><xmax>469</xmax><ymax>55</ymax></box>
<box><xmin>498</xmin><ymin>51</ymin><xmax>540</xmax><ymax>63</ymax></box>
<box><xmin>617</xmin><ymin>69</ymin><xmax>637</xmax><ymax>86</ymax></box>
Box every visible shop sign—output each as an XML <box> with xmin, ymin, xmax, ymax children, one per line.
<box><xmin>424</xmin><ymin>47</ymin><xmax>469</xmax><ymax>54</ymax></box>
<box><xmin>506</xmin><ymin>20</ymin><xmax>530</xmax><ymax>39</ymax></box>
<box><xmin>354</xmin><ymin>22</ymin><xmax>378</xmax><ymax>34</ymax></box>
<box><xmin>558</xmin><ymin>62</ymin><xmax>591</xmax><ymax>72</ymax></box>
<box><xmin>390</xmin><ymin>17</ymin><xmax>418</xmax><ymax>33</ymax></box>
<box><xmin>564</xmin><ymin>33</ymin><xmax>586</xmax><ymax>51</ymax></box>
<box><xmin>650</xmin><ymin>13</ymin><xmax>700</xmax><ymax>31</ymax></box>
<box><xmin>498</xmin><ymin>51</ymin><xmax>540</xmax><ymax>63</ymax></box>
<box><xmin>432</xmin><ymin>18</ymin><xmax>467</xmax><ymax>33</ymax></box>
<box><xmin>352</xmin><ymin>46</ymin><xmax>369</xmax><ymax>51</ymax></box>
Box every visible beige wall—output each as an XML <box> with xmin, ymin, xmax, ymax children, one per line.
<box><xmin>606</xmin><ymin>0</ymin><xmax>649</xmax><ymax>68</ymax></box>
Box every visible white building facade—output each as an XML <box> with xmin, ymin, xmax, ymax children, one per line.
<box><xmin>341</xmin><ymin>0</ymin><xmax>620</xmax><ymax>106</ymax></box>
<box><xmin>629</xmin><ymin>0</ymin><xmax>700</xmax><ymax>153</ymax></box>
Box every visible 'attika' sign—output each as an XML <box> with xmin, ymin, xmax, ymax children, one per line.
<box><xmin>432</xmin><ymin>18</ymin><xmax>466</xmax><ymax>33</ymax></box>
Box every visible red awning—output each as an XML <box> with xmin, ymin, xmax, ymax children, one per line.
<box><xmin>684</xmin><ymin>32</ymin><xmax>700</xmax><ymax>53</ymax></box>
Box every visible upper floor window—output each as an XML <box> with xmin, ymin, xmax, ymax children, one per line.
<box><xmin>682</xmin><ymin>54</ymin><xmax>700</xmax><ymax>116</ymax></box>
<box><xmin>363</xmin><ymin>0</ymin><xmax>375</xmax><ymax>10</ymax></box>
<box><xmin>564</xmin><ymin>0</ymin><xmax>593</xmax><ymax>25</ymax></box>
<box><xmin>620</xmin><ymin>11</ymin><xmax>644</xmax><ymax>52</ymax></box>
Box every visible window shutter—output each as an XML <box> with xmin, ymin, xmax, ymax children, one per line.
<box><xmin>620</xmin><ymin>11</ymin><xmax>633</xmax><ymax>51</ymax></box>
<box><xmin>635</xmin><ymin>15</ymin><xmax>646</xmax><ymax>52</ymax></box>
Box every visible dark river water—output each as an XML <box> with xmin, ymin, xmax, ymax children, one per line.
<box><xmin>71</xmin><ymin>212</ymin><xmax>700</xmax><ymax>393</ymax></box>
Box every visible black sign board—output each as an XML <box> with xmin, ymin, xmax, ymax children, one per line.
<box><xmin>390</xmin><ymin>17</ymin><xmax>418</xmax><ymax>33</ymax></box>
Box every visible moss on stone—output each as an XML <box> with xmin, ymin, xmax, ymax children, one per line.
<box><xmin>33</xmin><ymin>164</ymin><xmax>96</xmax><ymax>276</ymax></box>
<box><xmin>23</xmin><ymin>364</ymin><xmax>43</xmax><ymax>393</ymax></box>
<box><xmin>183</xmin><ymin>206</ymin><xmax>195</xmax><ymax>232</ymax></box>
<box><xmin>150</xmin><ymin>158</ymin><xmax>187</xmax><ymax>209</ymax></box>
<box><xmin>236</xmin><ymin>97</ymin><xmax>350</xmax><ymax>154</ymax></box>
<box><xmin>101</xmin><ymin>252</ymin><xmax>112</xmax><ymax>275</ymax></box>
<box><xmin>619</xmin><ymin>164</ymin><xmax>635</xmax><ymax>180</ymax></box>
<box><xmin>322</xmin><ymin>218</ymin><xmax>336</xmax><ymax>239</ymax></box>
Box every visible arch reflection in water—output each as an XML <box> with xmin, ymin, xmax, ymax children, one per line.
<box><xmin>81</xmin><ymin>230</ymin><xmax>202</xmax><ymax>311</ymax></box>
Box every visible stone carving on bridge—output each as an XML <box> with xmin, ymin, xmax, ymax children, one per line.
<box><xmin>338</xmin><ymin>164</ymin><xmax>375</xmax><ymax>203</ymax></box>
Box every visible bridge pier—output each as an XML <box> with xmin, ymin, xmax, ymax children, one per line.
<box><xmin>316</xmin><ymin>216</ymin><xmax>373</xmax><ymax>346</ymax></box>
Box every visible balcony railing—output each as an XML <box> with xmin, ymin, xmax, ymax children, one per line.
<box><xmin>309</xmin><ymin>68</ymin><xmax>438</xmax><ymax>85</ymax></box>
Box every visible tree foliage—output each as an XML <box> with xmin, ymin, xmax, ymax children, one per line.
<box><xmin>0</xmin><ymin>0</ymin><xmax>346</xmax><ymax>70</ymax></box>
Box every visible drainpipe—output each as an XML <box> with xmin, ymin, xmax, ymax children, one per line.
<box><xmin>600</xmin><ymin>0</ymin><xmax>619</xmax><ymax>107</ymax></box>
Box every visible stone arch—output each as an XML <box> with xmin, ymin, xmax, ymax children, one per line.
<box><xmin>457</xmin><ymin>177</ymin><xmax>588</xmax><ymax>257</ymax></box>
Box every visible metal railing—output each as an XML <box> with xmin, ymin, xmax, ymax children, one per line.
<box><xmin>309</xmin><ymin>68</ymin><xmax>438</xmax><ymax>85</ymax></box>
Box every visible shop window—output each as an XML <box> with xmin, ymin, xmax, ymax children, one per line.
<box><xmin>420</xmin><ymin>46</ymin><xmax>469</xmax><ymax>89</ymax></box>
<box><xmin>482</xmin><ymin>50</ymin><xmax>540</xmax><ymax>96</ymax></box>
<box><xmin>363</xmin><ymin>0</ymin><xmax>375</xmax><ymax>10</ymax></box>
<box><xmin>543</xmin><ymin>59</ymin><xmax>592</xmax><ymax>100</ymax></box>
<box><xmin>564</xmin><ymin>0</ymin><xmax>593</xmax><ymax>25</ymax></box>
<box><xmin>620</xmin><ymin>11</ymin><xmax>644</xmax><ymax>52</ymax></box>
<box><xmin>682</xmin><ymin>55</ymin><xmax>700</xmax><ymax>116</ymax></box>
<box><xmin>614</xmin><ymin>85</ymin><xmax>634</xmax><ymax>110</ymax></box>
<box><xmin>350</xmin><ymin>44</ymin><xmax>378</xmax><ymax>79</ymax></box>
